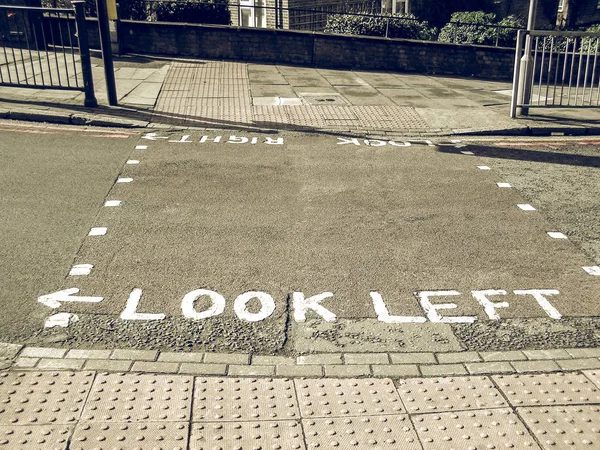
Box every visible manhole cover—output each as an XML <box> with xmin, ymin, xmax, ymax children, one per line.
<box><xmin>301</xmin><ymin>94</ymin><xmax>347</xmax><ymax>105</ymax></box>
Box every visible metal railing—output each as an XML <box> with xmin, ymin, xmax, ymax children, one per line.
<box><xmin>0</xmin><ymin>2</ymin><xmax>96</xmax><ymax>106</ymax></box>
<box><xmin>511</xmin><ymin>30</ymin><xmax>600</xmax><ymax>116</ymax></box>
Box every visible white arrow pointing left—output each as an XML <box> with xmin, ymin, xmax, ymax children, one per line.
<box><xmin>38</xmin><ymin>288</ymin><xmax>103</xmax><ymax>309</ymax></box>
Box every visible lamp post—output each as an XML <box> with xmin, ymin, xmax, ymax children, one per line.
<box><xmin>516</xmin><ymin>0</ymin><xmax>538</xmax><ymax>116</ymax></box>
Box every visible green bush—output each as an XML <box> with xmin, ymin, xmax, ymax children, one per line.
<box><xmin>324</xmin><ymin>13</ymin><xmax>436</xmax><ymax>40</ymax></box>
<box><xmin>152</xmin><ymin>0</ymin><xmax>230</xmax><ymax>24</ymax></box>
<box><xmin>438</xmin><ymin>11</ymin><xmax>496</xmax><ymax>45</ymax></box>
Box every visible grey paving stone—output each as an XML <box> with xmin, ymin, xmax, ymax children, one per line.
<box><xmin>557</xmin><ymin>358</ymin><xmax>600</xmax><ymax>371</ymax></box>
<box><xmin>84</xmin><ymin>359</ymin><xmax>133</xmax><ymax>372</ymax></box>
<box><xmin>110</xmin><ymin>349</ymin><xmax>158</xmax><ymax>361</ymax></box>
<box><xmin>251</xmin><ymin>355</ymin><xmax>295</xmax><ymax>365</ymax></box>
<box><xmin>276</xmin><ymin>365</ymin><xmax>323</xmax><ymax>377</ymax></box>
<box><xmin>466</xmin><ymin>362</ymin><xmax>515</xmax><ymax>375</ymax></box>
<box><xmin>437</xmin><ymin>351</ymin><xmax>482</xmax><ymax>364</ymax></box>
<box><xmin>179</xmin><ymin>363</ymin><xmax>227</xmax><ymax>375</ymax></box>
<box><xmin>372</xmin><ymin>364</ymin><xmax>420</xmax><ymax>377</ymax></box>
<box><xmin>480</xmin><ymin>350</ymin><xmax>527</xmax><ymax>361</ymax></box>
<box><xmin>297</xmin><ymin>354</ymin><xmax>342</xmax><ymax>365</ymax></box>
<box><xmin>37</xmin><ymin>358</ymin><xmax>85</xmax><ymax>370</ymax></box>
<box><xmin>344</xmin><ymin>353</ymin><xmax>389</xmax><ymax>365</ymax></box>
<box><xmin>12</xmin><ymin>357</ymin><xmax>39</xmax><ymax>368</ymax></box>
<box><xmin>390</xmin><ymin>353</ymin><xmax>436</xmax><ymax>364</ymax></box>
<box><xmin>511</xmin><ymin>360</ymin><xmax>561</xmax><ymax>373</ymax></box>
<box><xmin>204</xmin><ymin>353</ymin><xmax>250</xmax><ymax>365</ymax></box>
<box><xmin>131</xmin><ymin>361</ymin><xmax>180</xmax><ymax>373</ymax></box>
<box><xmin>20</xmin><ymin>347</ymin><xmax>67</xmax><ymax>359</ymax></box>
<box><xmin>420</xmin><ymin>364</ymin><xmax>468</xmax><ymax>376</ymax></box>
<box><xmin>0</xmin><ymin>343</ymin><xmax>23</xmax><ymax>359</ymax></box>
<box><xmin>324</xmin><ymin>365</ymin><xmax>371</xmax><ymax>377</ymax></box>
<box><xmin>158</xmin><ymin>352</ymin><xmax>205</xmax><ymax>363</ymax></box>
<box><xmin>565</xmin><ymin>348</ymin><xmax>600</xmax><ymax>358</ymax></box>
<box><xmin>228</xmin><ymin>365</ymin><xmax>276</xmax><ymax>376</ymax></box>
<box><xmin>0</xmin><ymin>361</ymin><xmax>10</xmax><ymax>370</ymax></box>
<box><xmin>523</xmin><ymin>349</ymin><xmax>571</xmax><ymax>360</ymax></box>
<box><xmin>65</xmin><ymin>349</ymin><xmax>112</xmax><ymax>359</ymax></box>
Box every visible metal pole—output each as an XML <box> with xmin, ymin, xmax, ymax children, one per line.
<box><xmin>96</xmin><ymin>0</ymin><xmax>118</xmax><ymax>105</ymax></box>
<box><xmin>516</xmin><ymin>0</ymin><xmax>538</xmax><ymax>116</ymax></box>
<box><xmin>72</xmin><ymin>1</ymin><xmax>97</xmax><ymax>107</ymax></box>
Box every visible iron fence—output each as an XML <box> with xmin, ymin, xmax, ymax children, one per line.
<box><xmin>511</xmin><ymin>30</ymin><xmax>600</xmax><ymax>117</ymax></box>
<box><xmin>0</xmin><ymin>2</ymin><xmax>96</xmax><ymax>105</ymax></box>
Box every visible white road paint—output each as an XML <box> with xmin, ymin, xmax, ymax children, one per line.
<box><xmin>38</xmin><ymin>288</ymin><xmax>103</xmax><ymax>309</ymax></box>
<box><xmin>518</xmin><ymin>204</ymin><xmax>536</xmax><ymax>211</ymax></box>
<box><xmin>88</xmin><ymin>227</ymin><xmax>107</xmax><ymax>236</ymax></box>
<box><xmin>126</xmin><ymin>160</ymin><xmax>140</xmax><ymax>165</ymax></box>
<box><xmin>583</xmin><ymin>266</ymin><xmax>600</xmax><ymax>276</ymax></box>
<box><xmin>548</xmin><ymin>232</ymin><xmax>568</xmax><ymax>239</ymax></box>
<box><xmin>182</xmin><ymin>289</ymin><xmax>226</xmax><ymax>320</ymax></box>
<box><xmin>416</xmin><ymin>291</ymin><xmax>477</xmax><ymax>323</ymax></box>
<box><xmin>461</xmin><ymin>151</ymin><xmax>474</xmax><ymax>155</ymax></box>
<box><xmin>142</xmin><ymin>133</ymin><xmax>168</xmax><ymax>141</ymax></box>
<box><xmin>169</xmin><ymin>135</ymin><xmax>191</xmax><ymax>143</ymax></box>
<box><xmin>120</xmin><ymin>288</ymin><xmax>165</xmax><ymax>321</ymax></box>
<box><xmin>477</xmin><ymin>165</ymin><xmax>491</xmax><ymax>170</ymax></box>
<box><xmin>472</xmin><ymin>290</ymin><xmax>509</xmax><ymax>320</ymax></box>
<box><xmin>497</xmin><ymin>182</ymin><xmax>512</xmax><ymax>188</ymax></box>
<box><xmin>337</xmin><ymin>138</ymin><xmax>443</xmax><ymax>147</ymax></box>
<box><xmin>69</xmin><ymin>264</ymin><xmax>93</xmax><ymax>276</ymax></box>
<box><xmin>44</xmin><ymin>313</ymin><xmax>79</xmax><ymax>328</ymax></box>
<box><xmin>135</xmin><ymin>145</ymin><xmax>148</xmax><ymax>149</ymax></box>
<box><xmin>117</xmin><ymin>177</ymin><xmax>133</xmax><ymax>183</ymax></box>
<box><xmin>513</xmin><ymin>289</ymin><xmax>562</xmax><ymax>319</ymax></box>
<box><xmin>200</xmin><ymin>136</ymin><xmax>222</xmax><ymax>143</ymax></box>
<box><xmin>369</xmin><ymin>292</ymin><xmax>426</xmax><ymax>323</ymax></box>
<box><xmin>234</xmin><ymin>291</ymin><xmax>276</xmax><ymax>322</ymax></box>
<box><xmin>104</xmin><ymin>200</ymin><xmax>121</xmax><ymax>207</ymax></box>
<box><xmin>293</xmin><ymin>292</ymin><xmax>336</xmax><ymax>322</ymax></box>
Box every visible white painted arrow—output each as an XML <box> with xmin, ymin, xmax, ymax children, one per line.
<box><xmin>38</xmin><ymin>288</ymin><xmax>103</xmax><ymax>309</ymax></box>
<box><xmin>437</xmin><ymin>142</ymin><xmax>468</xmax><ymax>148</ymax></box>
<box><xmin>141</xmin><ymin>132</ymin><xmax>168</xmax><ymax>141</ymax></box>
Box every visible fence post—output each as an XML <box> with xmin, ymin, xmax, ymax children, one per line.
<box><xmin>510</xmin><ymin>29</ymin><xmax>525</xmax><ymax>118</ymax></box>
<box><xmin>96</xmin><ymin>0</ymin><xmax>118</xmax><ymax>105</ymax></box>
<box><xmin>72</xmin><ymin>1</ymin><xmax>97</xmax><ymax>107</ymax></box>
<box><xmin>385</xmin><ymin>16</ymin><xmax>389</xmax><ymax>38</ymax></box>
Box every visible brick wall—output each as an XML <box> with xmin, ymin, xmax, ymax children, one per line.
<box><xmin>118</xmin><ymin>21</ymin><xmax>515</xmax><ymax>79</ymax></box>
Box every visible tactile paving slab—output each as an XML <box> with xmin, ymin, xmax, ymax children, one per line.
<box><xmin>303</xmin><ymin>415</ymin><xmax>420</xmax><ymax>449</ymax></box>
<box><xmin>190</xmin><ymin>420</ymin><xmax>304</xmax><ymax>450</ymax></box>
<box><xmin>414</xmin><ymin>408</ymin><xmax>541</xmax><ymax>450</ymax></box>
<box><xmin>70</xmin><ymin>422</ymin><xmax>188</xmax><ymax>450</ymax></box>
<box><xmin>583</xmin><ymin>370</ymin><xmax>600</xmax><ymax>390</ymax></box>
<box><xmin>518</xmin><ymin>405</ymin><xmax>600</xmax><ymax>449</ymax></box>
<box><xmin>493</xmin><ymin>373</ymin><xmax>600</xmax><ymax>406</ymax></box>
<box><xmin>397</xmin><ymin>376</ymin><xmax>507</xmax><ymax>413</ymax></box>
<box><xmin>0</xmin><ymin>424</ymin><xmax>72</xmax><ymax>449</ymax></box>
<box><xmin>81</xmin><ymin>373</ymin><xmax>192</xmax><ymax>422</ymax></box>
<box><xmin>0</xmin><ymin>371</ymin><xmax>94</xmax><ymax>425</ymax></box>
<box><xmin>193</xmin><ymin>378</ymin><xmax>299</xmax><ymax>422</ymax></box>
<box><xmin>295</xmin><ymin>378</ymin><xmax>404</xmax><ymax>418</ymax></box>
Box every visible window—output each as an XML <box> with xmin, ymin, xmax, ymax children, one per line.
<box><xmin>239</xmin><ymin>0</ymin><xmax>267</xmax><ymax>27</ymax></box>
<box><xmin>558</xmin><ymin>0</ymin><xmax>564</xmax><ymax>12</ymax></box>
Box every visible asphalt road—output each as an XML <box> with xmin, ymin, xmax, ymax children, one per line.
<box><xmin>1</xmin><ymin>122</ymin><xmax>599</xmax><ymax>354</ymax></box>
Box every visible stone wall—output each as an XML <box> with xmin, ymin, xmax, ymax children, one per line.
<box><xmin>117</xmin><ymin>20</ymin><xmax>515</xmax><ymax>79</ymax></box>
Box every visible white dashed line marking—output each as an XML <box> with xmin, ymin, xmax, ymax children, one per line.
<box><xmin>583</xmin><ymin>266</ymin><xmax>600</xmax><ymax>276</ymax></box>
<box><xmin>88</xmin><ymin>227</ymin><xmax>107</xmax><ymax>236</ymax></box>
<box><xmin>116</xmin><ymin>177</ymin><xmax>133</xmax><ymax>183</ymax></box>
<box><xmin>461</xmin><ymin>151</ymin><xmax>474</xmax><ymax>155</ymax></box>
<box><xmin>135</xmin><ymin>145</ymin><xmax>148</xmax><ymax>150</ymax></box>
<box><xmin>518</xmin><ymin>204</ymin><xmax>536</xmax><ymax>211</ymax></box>
<box><xmin>126</xmin><ymin>160</ymin><xmax>140</xmax><ymax>165</ymax></box>
<box><xmin>104</xmin><ymin>200</ymin><xmax>121</xmax><ymax>207</ymax></box>
<box><xmin>547</xmin><ymin>232</ymin><xmax>568</xmax><ymax>239</ymax></box>
<box><xmin>497</xmin><ymin>182</ymin><xmax>512</xmax><ymax>188</ymax></box>
<box><xmin>477</xmin><ymin>165</ymin><xmax>491</xmax><ymax>170</ymax></box>
<box><xmin>69</xmin><ymin>264</ymin><xmax>93</xmax><ymax>276</ymax></box>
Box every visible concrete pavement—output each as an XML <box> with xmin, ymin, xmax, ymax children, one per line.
<box><xmin>2</xmin><ymin>55</ymin><xmax>600</xmax><ymax>135</ymax></box>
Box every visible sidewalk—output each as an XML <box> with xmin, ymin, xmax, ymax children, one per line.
<box><xmin>2</xmin><ymin>343</ymin><xmax>600</xmax><ymax>449</ymax></box>
<box><xmin>2</xmin><ymin>54</ymin><xmax>600</xmax><ymax>135</ymax></box>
